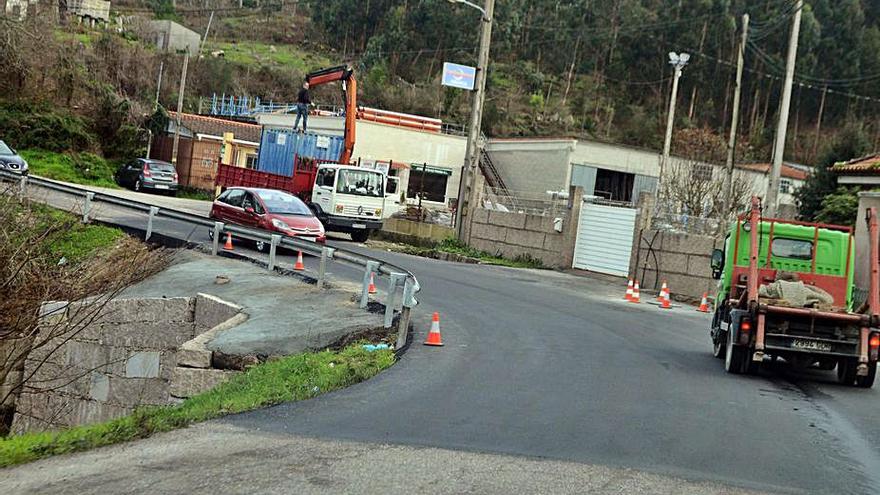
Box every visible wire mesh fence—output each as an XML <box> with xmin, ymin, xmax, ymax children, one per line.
<box><xmin>481</xmin><ymin>186</ymin><xmax>570</xmax><ymax>218</ymax></box>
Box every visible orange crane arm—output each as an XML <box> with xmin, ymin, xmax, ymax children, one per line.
<box><xmin>305</xmin><ymin>65</ymin><xmax>357</xmax><ymax>164</ymax></box>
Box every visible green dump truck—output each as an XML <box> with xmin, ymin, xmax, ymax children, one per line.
<box><xmin>709</xmin><ymin>197</ymin><xmax>879</xmax><ymax>388</ymax></box>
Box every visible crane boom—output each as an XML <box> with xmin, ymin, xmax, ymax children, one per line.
<box><xmin>305</xmin><ymin>65</ymin><xmax>357</xmax><ymax>164</ymax></box>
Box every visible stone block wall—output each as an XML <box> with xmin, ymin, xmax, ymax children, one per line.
<box><xmin>11</xmin><ymin>294</ymin><xmax>242</xmax><ymax>433</ymax></box>
<box><xmin>466</xmin><ymin>188</ymin><xmax>583</xmax><ymax>268</ymax></box>
<box><xmin>630</xmin><ymin>229</ymin><xmax>725</xmax><ymax>300</ymax></box>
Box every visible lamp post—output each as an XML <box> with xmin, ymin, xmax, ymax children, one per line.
<box><xmin>450</xmin><ymin>0</ymin><xmax>494</xmax><ymax>240</ymax></box>
<box><xmin>658</xmin><ymin>51</ymin><xmax>689</xmax><ymax>198</ymax></box>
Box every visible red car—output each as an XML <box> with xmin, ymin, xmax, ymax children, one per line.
<box><xmin>210</xmin><ymin>187</ymin><xmax>326</xmax><ymax>250</ymax></box>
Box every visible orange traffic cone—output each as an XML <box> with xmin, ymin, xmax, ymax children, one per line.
<box><xmin>660</xmin><ymin>290</ymin><xmax>672</xmax><ymax>309</ymax></box>
<box><xmin>697</xmin><ymin>293</ymin><xmax>710</xmax><ymax>313</ymax></box>
<box><xmin>424</xmin><ymin>312</ymin><xmax>444</xmax><ymax>346</ymax></box>
<box><xmin>657</xmin><ymin>280</ymin><xmax>668</xmax><ymax>302</ymax></box>
<box><xmin>368</xmin><ymin>272</ymin><xmax>377</xmax><ymax>294</ymax></box>
<box><xmin>294</xmin><ymin>250</ymin><xmax>305</xmax><ymax>271</ymax></box>
<box><xmin>630</xmin><ymin>281</ymin><xmax>641</xmax><ymax>303</ymax></box>
<box><xmin>223</xmin><ymin>232</ymin><xmax>234</xmax><ymax>251</ymax></box>
<box><xmin>624</xmin><ymin>279</ymin><xmax>634</xmax><ymax>301</ymax></box>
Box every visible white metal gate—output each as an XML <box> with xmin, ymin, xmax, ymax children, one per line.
<box><xmin>572</xmin><ymin>201</ymin><xmax>637</xmax><ymax>277</ymax></box>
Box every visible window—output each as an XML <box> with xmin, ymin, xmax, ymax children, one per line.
<box><xmin>316</xmin><ymin>168</ymin><xmax>336</xmax><ymax>188</ymax></box>
<box><xmin>771</xmin><ymin>238</ymin><xmax>813</xmax><ymax>260</ymax></box>
<box><xmin>241</xmin><ymin>193</ymin><xmax>262</xmax><ymax>213</ymax></box>
<box><xmin>779</xmin><ymin>178</ymin><xmax>792</xmax><ymax>194</ymax></box>
<box><xmin>224</xmin><ymin>189</ymin><xmax>245</xmax><ymax>207</ymax></box>
<box><xmin>594</xmin><ymin>169</ymin><xmax>635</xmax><ymax>202</ymax></box>
<box><xmin>407</xmin><ymin>167</ymin><xmax>450</xmax><ymax>203</ymax></box>
<box><xmin>693</xmin><ymin>164</ymin><xmax>713</xmax><ymax>182</ymax></box>
<box><xmin>0</xmin><ymin>141</ymin><xmax>14</xmax><ymax>155</ymax></box>
<box><xmin>256</xmin><ymin>190</ymin><xmax>312</xmax><ymax>215</ymax></box>
<box><xmin>336</xmin><ymin>169</ymin><xmax>384</xmax><ymax>198</ymax></box>
<box><xmin>245</xmin><ymin>154</ymin><xmax>258</xmax><ymax>169</ymax></box>
<box><xmin>386</xmin><ymin>177</ymin><xmax>399</xmax><ymax>195</ymax></box>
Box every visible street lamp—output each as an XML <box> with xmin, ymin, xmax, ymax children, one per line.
<box><xmin>447</xmin><ymin>0</ymin><xmax>489</xmax><ymax>20</ymax></box>
<box><xmin>450</xmin><ymin>0</ymin><xmax>494</xmax><ymax>240</ymax></box>
<box><xmin>658</xmin><ymin>51</ymin><xmax>689</xmax><ymax>197</ymax></box>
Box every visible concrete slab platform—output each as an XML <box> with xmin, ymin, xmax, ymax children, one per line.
<box><xmin>121</xmin><ymin>250</ymin><xmax>384</xmax><ymax>356</ymax></box>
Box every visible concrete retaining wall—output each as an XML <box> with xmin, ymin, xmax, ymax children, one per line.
<box><xmin>467</xmin><ymin>189</ymin><xmax>583</xmax><ymax>268</ymax></box>
<box><xmin>11</xmin><ymin>294</ymin><xmax>242</xmax><ymax>433</ymax></box>
<box><xmin>381</xmin><ymin>217</ymin><xmax>454</xmax><ymax>242</ymax></box>
<box><xmin>630</xmin><ymin>229</ymin><xmax>724</xmax><ymax>300</ymax></box>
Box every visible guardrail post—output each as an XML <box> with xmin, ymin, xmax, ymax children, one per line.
<box><xmin>267</xmin><ymin>234</ymin><xmax>281</xmax><ymax>271</ymax></box>
<box><xmin>317</xmin><ymin>247</ymin><xmax>332</xmax><ymax>289</ymax></box>
<box><xmin>145</xmin><ymin>206</ymin><xmax>159</xmax><ymax>241</ymax></box>
<box><xmin>396</xmin><ymin>280</ymin><xmax>416</xmax><ymax>350</ymax></box>
<box><xmin>360</xmin><ymin>261</ymin><xmax>380</xmax><ymax>309</ymax></box>
<box><xmin>212</xmin><ymin>222</ymin><xmax>224</xmax><ymax>255</ymax></box>
<box><xmin>18</xmin><ymin>175</ymin><xmax>27</xmax><ymax>199</ymax></box>
<box><xmin>384</xmin><ymin>273</ymin><xmax>406</xmax><ymax>328</ymax></box>
<box><xmin>81</xmin><ymin>192</ymin><xmax>95</xmax><ymax>223</ymax></box>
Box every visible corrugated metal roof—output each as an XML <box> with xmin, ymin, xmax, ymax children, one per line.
<box><xmin>736</xmin><ymin>163</ymin><xmax>809</xmax><ymax>181</ymax></box>
<box><xmin>167</xmin><ymin>112</ymin><xmax>262</xmax><ymax>143</ymax></box>
<box><xmin>832</xmin><ymin>154</ymin><xmax>880</xmax><ymax>174</ymax></box>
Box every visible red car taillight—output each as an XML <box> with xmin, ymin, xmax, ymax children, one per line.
<box><xmin>870</xmin><ymin>333</ymin><xmax>880</xmax><ymax>361</ymax></box>
<box><xmin>143</xmin><ymin>163</ymin><xmax>152</xmax><ymax>177</ymax></box>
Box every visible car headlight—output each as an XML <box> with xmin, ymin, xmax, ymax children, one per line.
<box><xmin>271</xmin><ymin>218</ymin><xmax>291</xmax><ymax>230</ymax></box>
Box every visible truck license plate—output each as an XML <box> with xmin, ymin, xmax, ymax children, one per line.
<box><xmin>791</xmin><ymin>339</ymin><xmax>832</xmax><ymax>352</ymax></box>
<box><xmin>352</xmin><ymin>223</ymin><xmax>366</xmax><ymax>229</ymax></box>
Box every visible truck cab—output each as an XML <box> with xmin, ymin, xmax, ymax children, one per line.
<box><xmin>310</xmin><ymin>164</ymin><xmax>386</xmax><ymax>242</ymax></box>
<box><xmin>709</xmin><ymin>197</ymin><xmax>879</xmax><ymax>387</ymax></box>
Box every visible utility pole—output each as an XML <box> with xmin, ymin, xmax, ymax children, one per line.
<box><xmin>765</xmin><ymin>0</ymin><xmax>802</xmax><ymax>216</ymax></box>
<box><xmin>657</xmin><ymin>52</ymin><xmax>689</xmax><ymax>196</ymax></box>
<box><xmin>454</xmin><ymin>0</ymin><xmax>495</xmax><ymax>240</ymax></box>
<box><xmin>171</xmin><ymin>53</ymin><xmax>189</xmax><ymax>168</ymax></box>
<box><xmin>722</xmin><ymin>14</ymin><xmax>749</xmax><ymax>218</ymax></box>
<box><xmin>145</xmin><ymin>61</ymin><xmax>164</xmax><ymax>159</ymax></box>
<box><xmin>199</xmin><ymin>11</ymin><xmax>214</xmax><ymax>58</ymax></box>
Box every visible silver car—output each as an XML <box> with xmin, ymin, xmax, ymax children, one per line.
<box><xmin>0</xmin><ymin>140</ymin><xmax>28</xmax><ymax>175</ymax></box>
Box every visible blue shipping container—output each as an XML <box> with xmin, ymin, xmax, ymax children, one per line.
<box><xmin>256</xmin><ymin>129</ymin><xmax>345</xmax><ymax>176</ymax></box>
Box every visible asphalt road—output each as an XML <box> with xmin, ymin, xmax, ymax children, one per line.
<box><xmin>8</xmin><ymin>183</ymin><xmax>880</xmax><ymax>494</ymax></box>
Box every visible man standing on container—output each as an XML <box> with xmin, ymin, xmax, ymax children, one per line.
<box><xmin>294</xmin><ymin>81</ymin><xmax>311</xmax><ymax>133</ymax></box>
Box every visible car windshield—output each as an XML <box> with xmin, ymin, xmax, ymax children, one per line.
<box><xmin>336</xmin><ymin>169</ymin><xmax>384</xmax><ymax>198</ymax></box>
<box><xmin>0</xmin><ymin>142</ymin><xmax>14</xmax><ymax>155</ymax></box>
<box><xmin>257</xmin><ymin>190</ymin><xmax>312</xmax><ymax>215</ymax></box>
<box><xmin>148</xmin><ymin>162</ymin><xmax>175</xmax><ymax>173</ymax></box>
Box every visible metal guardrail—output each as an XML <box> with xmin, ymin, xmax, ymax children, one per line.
<box><xmin>1</xmin><ymin>170</ymin><xmax>420</xmax><ymax>349</ymax></box>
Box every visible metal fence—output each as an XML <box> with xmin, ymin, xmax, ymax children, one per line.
<box><xmin>0</xmin><ymin>171</ymin><xmax>421</xmax><ymax>349</ymax></box>
<box><xmin>481</xmin><ymin>186</ymin><xmax>570</xmax><ymax>218</ymax></box>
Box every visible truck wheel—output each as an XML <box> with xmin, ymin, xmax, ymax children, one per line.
<box><xmin>855</xmin><ymin>363</ymin><xmax>877</xmax><ymax>388</ymax></box>
<box><xmin>837</xmin><ymin>358</ymin><xmax>857</xmax><ymax>385</ymax></box>
<box><xmin>350</xmin><ymin>230</ymin><xmax>370</xmax><ymax>243</ymax></box>
<box><xmin>724</xmin><ymin>337</ymin><xmax>748</xmax><ymax>374</ymax></box>
<box><xmin>711</xmin><ymin>305</ymin><xmax>726</xmax><ymax>360</ymax></box>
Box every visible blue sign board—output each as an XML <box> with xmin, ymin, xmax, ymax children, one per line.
<box><xmin>442</xmin><ymin>62</ymin><xmax>477</xmax><ymax>90</ymax></box>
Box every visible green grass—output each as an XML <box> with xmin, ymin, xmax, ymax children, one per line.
<box><xmin>388</xmin><ymin>237</ymin><xmax>545</xmax><ymax>269</ymax></box>
<box><xmin>207</xmin><ymin>40</ymin><xmax>331</xmax><ymax>72</ymax></box>
<box><xmin>175</xmin><ymin>187</ymin><xmax>215</xmax><ymax>201</ymax></box>
<box><xmin>27</xmin><ymin>203</ymin><xmax>125</xmax><ymax>262</ymax></box>
<box><xmin>20</xmin><ymin>149</ymin><xmax>120</xmax><ymax>189</ymax></box>
<box><xmin>0</xmin><ymin>345</ymin><xmax>394</xmax><ymax>468</ymax></box>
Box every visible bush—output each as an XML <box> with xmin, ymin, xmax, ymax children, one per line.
<box><xmin>816</xmin><ymin>187</ymin><xmax>859</xmax><ymax>227</ymax></box>
<box><xmin>0</xmin><ymin>102</ymin><xmax>94</xmax><ymax>153</ymax></box>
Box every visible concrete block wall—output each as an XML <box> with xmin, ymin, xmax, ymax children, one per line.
<box><xmin>466</xmin><ymin>188</ymin><xmax>583</xmax><ymax>268</ymax></box>
<box><xmin>630</xmin><ymin>229</ymin><xmax>725</xmax><ymax>300</ymax></box>
<box><xmin>11</xmin><ymin>294</ymin><xmax>243</xmax><ymax>433</ymax></box>
<box><xmin>381</xmin><ymin>217</ymin><xmax>455</xmax><ymax>242</ymax></box>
